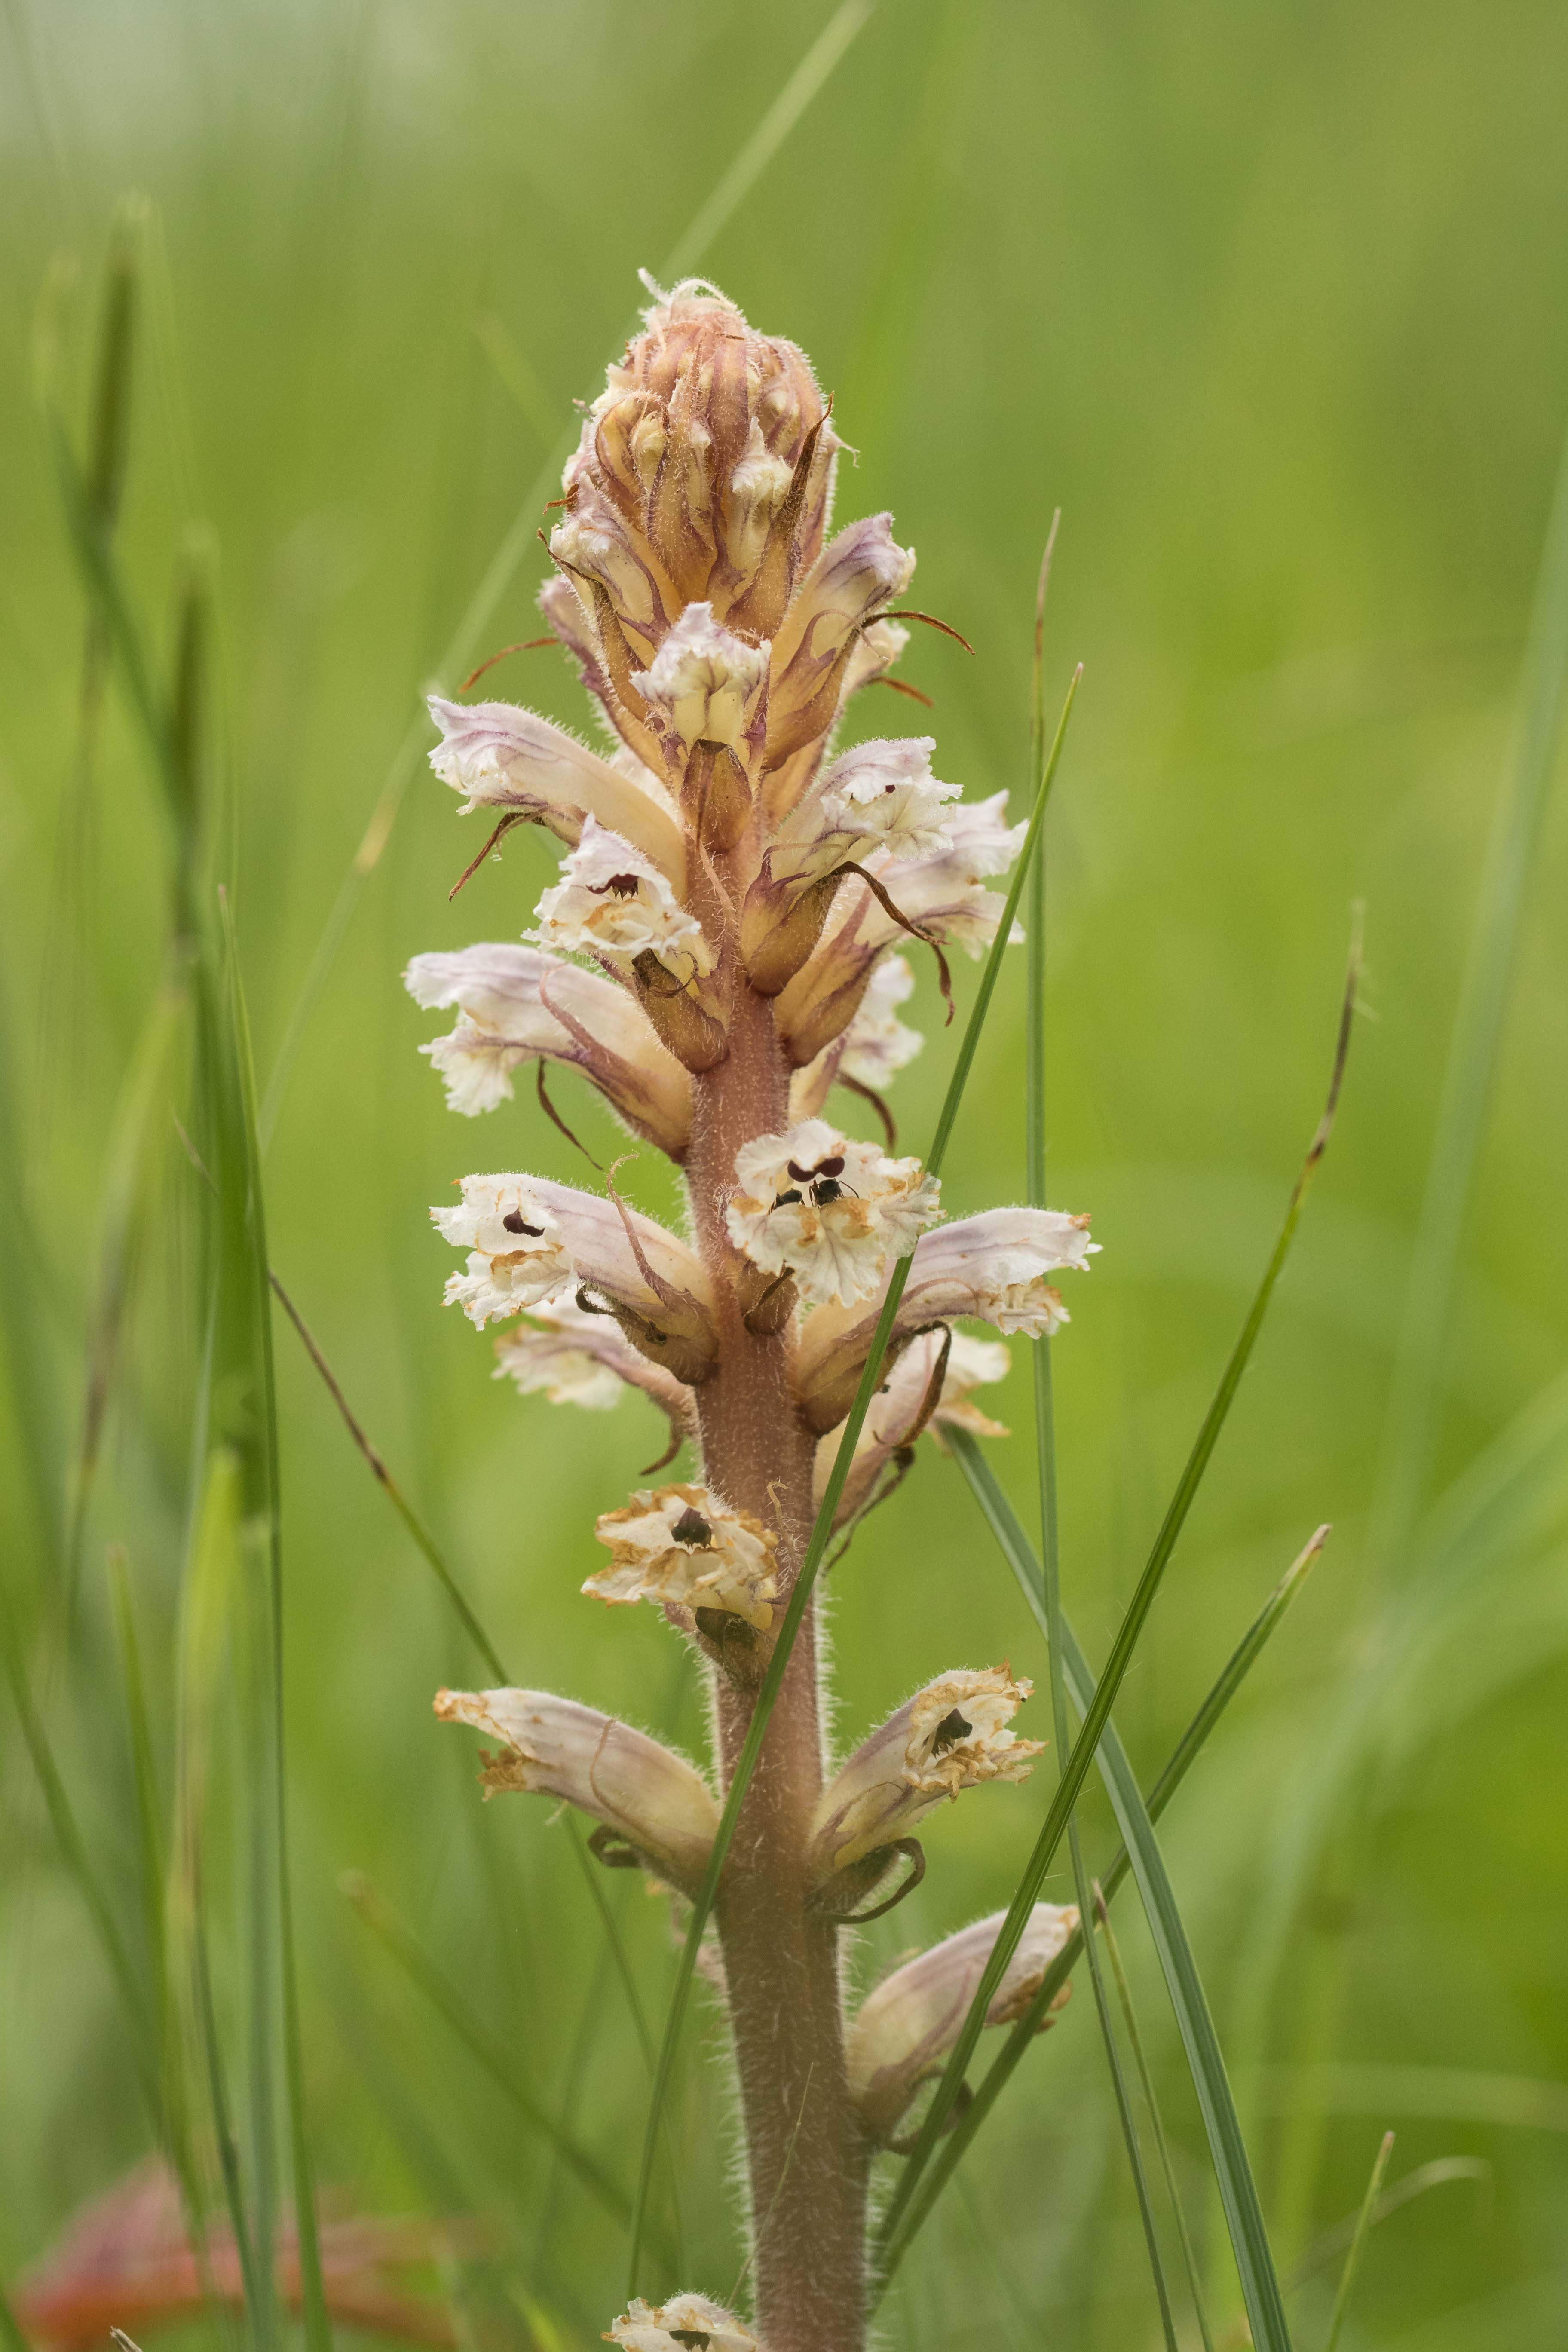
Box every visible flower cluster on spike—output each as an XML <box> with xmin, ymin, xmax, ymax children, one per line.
<box><xmin>406</xmin><ymin>280</ymin><xmax>1098</xmax><ymax>2352</ymax></box>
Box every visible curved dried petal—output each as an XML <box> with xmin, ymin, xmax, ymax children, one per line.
<box><xmin>847</xmin><ymin>1904</ymin><xmax>1078</xmax><ymax>2141</ymax></box>
<box><xmin>811</xmin><ymin>1668</ymin><xmax>1042</xmax><ymax>1883</ymax></box>
<box><xmin>428</xmin><ymin>696</ymin><xmax>685</xmax><ymax>886</ymax></box>
<box><xmin>405</xmin><ymin>942</ymin><xmax>692</xmax><ymax>1157</ymax></box>
<box><xmin>586</xmin><ymin>1483</ymin><xmax>779</xmax><ymax>1631</ymax></box>
<box><xmin>725</xmin><ymin>1117</ymin><xmax>940</xmax><ymax>1308</ymax></box>
<box><xmin>434</xmin><ymin>1687</ymin><xmax>718</xmax><ymax>1897</ymax></box>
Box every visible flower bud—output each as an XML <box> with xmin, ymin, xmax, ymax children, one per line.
<box><xmin>434</xmin><ymin>1688</ymin><xmax>718</xmax><ymax>1898</ymax></box>
<box><xmin>586</xmin><ymin>1484</ymin><xmax>779</xmax><ymax>1632</ymax></box>
<box><xmin>427</xmin><ymin>697</ymin><xmax>685</xmax><ymax>888</ymax></box>
<box><xmin>846</xmin><ymin>1904</ymin><xmax>1078</xmax><ymax>2142</ymax></box>
<box><xmin>404</xmin><ymin>942</ymin><xmax>692</xmax><ymax>1158</ymax></box>
<box><xmin>792</xmin><ymin>1207</ymin><xmax>1096</xmax><ymax>1432</ymax></box>
<box><xmin>724</xmin><ymin>1118</ymin><xmax>941</xmax><ymax>1309</ymax></box>
<box><xmin>605</xmin><ymin>2294</ymin><xmax>760</xmax><ymax>2352</ymax></box>
<box><xmin>761</xmin><ymin>514</ymin><xmax>916</xmax><ymax>792</ymax></box>
<box><xmin>631</xmin><ymin>601</ymin><xmax>769</xmax><ymax>761</ymax></box>
<box><xmin>811</xmin><ymin>1668</ymin><xmax>1043</xmax><ymax>1886</ymax></box>
<box><xmin>558</xmin><ymin>279</ymin><xmax>833</xmax><ymax>636</ymax></box>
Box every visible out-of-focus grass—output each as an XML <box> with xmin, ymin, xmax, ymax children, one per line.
<box><xmin>3</xmin><ymin>1</ymin><xmax>1568</xmax><ymax>2345</ymax></box>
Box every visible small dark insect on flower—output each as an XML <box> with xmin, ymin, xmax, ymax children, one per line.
<box><xmin>501</xmin><ymin>1210</ymin><xmax>546</xmax><ymax>1235</ymax></box>
<box><xmin>592</xmin><ymin>872</ymin><xmax>644</xmax><ymax>897</ymax></box>
<box><xmin>930</xmin><ymin>1708</ymin><xmax>974</xmax><ymax>1754</ymax></box>
<box><xmin>671</xmin><ymin>1507</ymin><xmax>714</xmax><ymax>1547</ymax></box>
<box><xmin>669</xmin><ymin>2334</ymin><xmax>711</xmax><ymax>2349</ymax></box>
<box><xmin>777</xmin><ymin>1152</ymin><xmax>852</xmax><ymax>1210</ymax></box>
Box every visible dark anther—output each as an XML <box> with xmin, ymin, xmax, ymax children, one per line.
<box><xmin>671</xmin><ymin>1507</ymin><xmax>713</xmax><ymax>1547</ymax></box>
<box><xmin>815</xmin><ymin>1154</ymin><xmax>846</xmax><ymax>1178</ymax></box>
<box><xmin>786</xmin><ymin>1158</ymin><xmax>814</xmax><ymax>1182</ymax></box>
<box><xmin>930</xmin><ymin>1707</ymin><xmax>973</xmax><ymax>1754</ymax></box>
<box><xmin>502</xmin><ymin>1210</ymin><xmax>545</xmax><ymax>1236</ymax></box>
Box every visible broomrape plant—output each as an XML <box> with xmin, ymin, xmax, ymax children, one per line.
<box><xmin>408</xmin><ymin>280</ymin><xmax>1096</xmax><ymax>2352</ymax></box>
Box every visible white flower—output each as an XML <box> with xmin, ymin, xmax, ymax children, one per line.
<box><xmin>811</xmin><ymin>1667</ymin><xmax>1043</xmax><ymax>1882</ymax></box>
<box><xmin>839</xmin><ymin>953</ymin><xmax>924</xmax><ymax>1088</ymax></box>
<box><xmin>585</xmin><ymin>1484</ymin><xmax>780</xmax><ymax>1630</ymax></box>
<box><xmin>846</xmin><ymin>1904</ymin><xmax>1078</xmax><ymax>2142</ymax></box>
<box><xmin>630</xmin><ymin>602</ymin><xmax>769</xmax><ymax>750</ymax></box>
<box><xmin>606</xmin><ymin>2295</ymin><xmax>759</xmax><ymax>2352</ymax></box>
<box><xmin>813</xmin><ymin>1327</ymin><xmax>1011</xmax><ymax>1523</ymax></box>
<box><xmin>533</xmin><ymin>815</ymin><xmax>711</xmax><ymax>977</ymax></box>
<box><xmin>775</xmin><ymin>738</ymin><xmax>959</xmax><ymax>885</ymax></box>
<box><xmin>426</xmin><ymin>696</ymin><xmax>684</xmax><ymax>884</ymax></box>
<box><xmin>404</xmin><ymin>942</ymin><xmax>691</xmax><ymax>1155</ymax></box>
<box><xmin>897</xmin><ymin>1206</ymin><xmax>1098</xmax><ymax>1335</ymax></box>
<box><xmin>434</xmin><ymin>1688</ymin><xmax>718</xmax><ymax>1898</ymax></box>
<box><xmin>493</xmin><ymin>1320</ymin><xmax>622</xmax><ymax>1410</ymax></box>
<box><xmin>724</xmin><ymin>1117</ymin><xmax>941</xmax><ymax>1308</ymax></box>
<box><xmin>432</xmin><ymin>1176</ymin><xmax>574</xmax><ymax>1327</ymax></box>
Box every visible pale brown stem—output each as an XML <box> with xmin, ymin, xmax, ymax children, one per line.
<box><xmin>684</xmin><ymin>892</ymin><xmax>870</xmax><ymax>2352</ymax></box>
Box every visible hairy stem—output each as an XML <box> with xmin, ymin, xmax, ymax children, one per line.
<box><xmin>685</xmin><ymin>934</ymin><xmax>868</xmax><ymax>2352</ymax></box>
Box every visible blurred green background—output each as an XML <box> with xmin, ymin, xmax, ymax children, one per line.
<box><xmin>3</xmin><ymin>0</ymin><xmax>1567</xmax><ymax>2345</ymax></box>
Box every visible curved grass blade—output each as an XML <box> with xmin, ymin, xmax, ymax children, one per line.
<box><xmin>876</xmin><ymin>1428</ymin><xmax>1324</xmax><ymax>2292</ymax></box>
<box><xmin>259</xmin><ymin>0</ymin><xmax>877</xmax><ymax>1143</ymax></box>
<box><xmin>1324</xmin><ymin>2131</ymin><xmax>1393</xmax><ymax>2352</ymax></box>
<box><xmin>215</xmin><ymin>894</ymin><xmax>332</xmax><ymax>2352</ymax></box>
<box><xmin>873</xmin><ymin>927</ymin><xmax>1358</xmax><ymax>2279</ymax></box>
<box><xmin>624</xmin><ymin>668</ymin><xmax>1082</xmax><ymax>2296</ymax></box>
<box><xmin>342</xmin><ymin>1872</ymin><xmax>641</xmax><ymax>2240</ymax></box>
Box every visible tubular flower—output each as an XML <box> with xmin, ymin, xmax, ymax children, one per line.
<box><xmin>404</xmin><ymin>942</ymin><xmax>691</xmax><ymax>1156</ymax></box>
<box><xmin>494</xmin><ymin>1298</ymin><xmax>695</xmax><ymax>1432</ymax></box>
<box><xmin>814</xmin><ymin>1328</ymin><xmax>1011</xmax><ymax>1524</ymax></box>
<box><xmin>725</xmin><ymin>1117</ymin><xmax>941</xmax><ymax>1308</ymax></box>
<box><xmin>427</xmin><ymin>696</ymin><xmax>685</xmax><ymax>886</ymax></box>
<box><xmin>434</xmin><ymin>1688</ymin><xmax>718</xmax><ymax>1898</ymax></box>
<box><xmin>606</xmin><ymin>2295</ymin><xmax>760</xmax><ymax>2352</ymax></box>
<box><xmin>788</xmin><ymin>954</ymin><xmax>924</xmax><ymax>1123</ymax></box>
<box><xmin>846</xmin><ymin>1905</ymin><xmax>1078</xmax><ymax>2144</ymax></box>
<box><xmin>793</xmin><ymin>1206</ymin><xmax>1096</xmax><ymax>1433</ymax></box>
<box><xmin>533</xmin><ymin>815</ymin><xmax>712</xmax><ymax>978</ymax></box>
<box><xmin>431</xmin><ymin>1177</ymin><xmax>574</xmax><ymax>1327</ymax></box>
<box><xmin>585</xmin><ymin>1483</ymin><xmax>780</xmax><ymax>1631</ymax></box>
<box><xmin>631</xmin><ymin>601</ymin><xmax>770</xmax><ymax>756</ymax></box>
<box><xmin>772</xmin><ymin>738</ymin><xmax>960</xmax><ymax>885</ymax></box>
<box><xmin>810</xmin><ymin>1668</ymin><xmax>1043</xmax><ymax>1885</ymax></box>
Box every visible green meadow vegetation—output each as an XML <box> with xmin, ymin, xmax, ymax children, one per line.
<box><xmin>3</xmin><ymin>2</ymin><xmax>1567</xmax><ymax>2346</ymax></box>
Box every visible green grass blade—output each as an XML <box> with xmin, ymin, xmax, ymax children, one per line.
<box><xmin>0</xmin><ymin>2279</ymin><xmax>31</xmax><ymax>2352</ymax></box>
<box><xmin>215</xmin><ymin>891</ymin><xmax>333</xmax><ymax>2352</ymax></box>
<box><xmin>876</xmin><ymin>1433</ymin><xmax>1323</xmax><ymax>2285</ymax></box>
<box><xmin>343</xmin><ymin>1872</ymin><xmax>639</xmax><ymax>2234</ymax></box>
<box><xmin>625</xmin><ymin>666</ymin><xmax>1083</xmax><ymax>2295</ymax></box>
<box><xmin>1324</xmin><ymin>2131</ymin><xmax>1394</xmax><ymax>2352</ymax></box>
<box><xmin>875</xmin><ymin>931</ymin><xmax>1357</xmax><ymax>2271</ymax></box>
<box><xmin>1097</xmin><ymin>1896</ymin><xmax>1216</xmax><ymax>2352</ymax></box>
<box><xmin>1369</xmin><ymin>421</ymin><xmax>1568</xmax><ymax>1574</ymax></box>
<box><xmin>258</xmin><ymin>0</ymin><xmax>876</xmax><ymax>1144</ymax></box>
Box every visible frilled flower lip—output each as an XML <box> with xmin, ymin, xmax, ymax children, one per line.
<box><xmin>432</xmin><ymin>1176</ymin><xmax>575</xmax><ymax>1328</ymax></box>
<box><xmin>772</xmin><ymin>736</ymin><xmax>960</xmax><ymax>883</ymax></box>
<box><xmin>725</xmin><ymin>1116</ymin><xmax>941</xmax><ymax>1308</ymax></box>
<box><xmin>809</xmin><ymin>1666</ymin><xmax>1043</xmax><ymax>1882</ymax></box>
<box><xmin>585</xmin><ymin>1483</ymin><xmax>779</xmax><ymax>1630</ymax></box>
<box><xmin>533</xmin><ymin>814</ymin><xmax>712</xmax><ymax>977</ymax></box>
<box><xmin>631</xmin><ymin>602</ymin><xmax>770</xmax><ymax>751</ymax></box>
<box><xmin>605</xmin><ymin>2293</ymin><xmax>760</xmax><ymax>2352</ymax></box>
